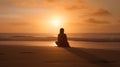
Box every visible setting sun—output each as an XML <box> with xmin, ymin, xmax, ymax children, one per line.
<box><xmin>51</xmin><ymin>16</ymin><xmax>63</xmax><ymax>27</ymax></box>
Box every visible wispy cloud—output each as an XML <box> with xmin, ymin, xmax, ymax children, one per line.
<box><xmin>10</xmin><ymin>22</ymin><xmax>30</xmax><ymax>26</ymax></box>
<box><xmin>85</xmin><ymin>18</ymin><xmax>110</xmax><ymax>24</ymax></box>
<box><xmin>0</xmin><ymin>0</ymin><xmax>43</xmax><ymax>8</ymax></box>
<box><xmin>0</xmin><ymin>20</ymin><xmax>30</xmax><ymax>26</ymax></box>
<box><xmin>65</xmin><ymin>5</ymin><xmax>88</xmax><ymax>11</ymax></box>
<box><xmin>90</xmin><ymin>8</ymin><xmax>111</xmax><ymax>16</ymax></box>
<box><xmin>46</xmin><ymin>0</ymin><xmax>56</xmax><ymax>3</ymax></box>
<box><xmin>11</xmin><ymin>0</ymin><xmax>41</xmax><ymax>8</ymax></box>
<box><xmin>118</xmin><ymin>20</ymin><xmax>120</xmax><ymax>23</ymax></box>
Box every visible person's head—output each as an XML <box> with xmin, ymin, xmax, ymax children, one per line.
<box><xmin>60</xmin><ymin>28</ymin><xmax>64</xmax><ymax>34</ymax></box>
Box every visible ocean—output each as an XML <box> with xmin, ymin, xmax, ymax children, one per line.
<box><xmin>0</xmin><ymin>33</ymin><xmax>120</xmax><ymax>42</ymax></box>
<box><xmin>0</xmin><ymin>33</ymin><xmax>120</xmax><ymax>50</ymax></box>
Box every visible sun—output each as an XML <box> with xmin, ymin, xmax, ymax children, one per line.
<box><xmin>44</xmin><ymin>14</ymin><xmax>67</xmax><ymax>33</ymax></box>
<box><xmin>52</xmin><ymin>18</ymin><xmax>61</xmax><ymax>26</ymax></box>
<box><xmin>51</xmin><ymin>16</ymin><xmax>63</xmax><ymax>27</ymax></box>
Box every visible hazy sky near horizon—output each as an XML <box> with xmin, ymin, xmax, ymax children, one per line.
<box><xmin>0</xmin><ymin>0</ymin><xmax>120</xmax><ymax>33</ymax></box>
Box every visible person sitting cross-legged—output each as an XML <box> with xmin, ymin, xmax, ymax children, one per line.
<box><xmin>55</xmin><ymin>28</ymin><xmax>70</xmax><ymax>47</ymax></box>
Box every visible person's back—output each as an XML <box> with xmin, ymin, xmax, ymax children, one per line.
<box><xmin>56</xmin><ymin>28</ymin><xmax>70</xmax><ymax>47</ymax></box>
<box><xmin>58</xmin><ymin>33</ymin><xmax>67</xmax><ymax>43</ymax></box>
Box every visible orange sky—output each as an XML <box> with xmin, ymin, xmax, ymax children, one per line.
<box><xmin>0</xmin><ymin>0</ymin><xmax>120</xmax><ymax>33</ymax></box>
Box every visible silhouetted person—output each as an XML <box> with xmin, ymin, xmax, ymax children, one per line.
<box><xmin>55</xmin><ymin>28</ymin><xmax>70</xmax><ymax>47</ymax></box>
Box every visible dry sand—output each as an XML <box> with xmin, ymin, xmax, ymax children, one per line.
<box><xmin>0</xmin><ymin>45</ymin><xmax>120</xmax><ymax>67</ymax></box>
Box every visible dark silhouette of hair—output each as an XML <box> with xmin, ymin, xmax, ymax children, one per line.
<box><xmin>55</xmin><ymin>28</ymin><xmax>70</xmax><ymax>47</ymax></box>
<box><xmin>60</xmin><ymin>28</ymin><xmax>64</xmax><ymax>34</ymax></box>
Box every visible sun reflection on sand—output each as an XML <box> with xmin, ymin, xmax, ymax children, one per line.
<box><xmin>52</xmin><ymin>42</ymin><xmax>57</xmax><ymax>47</ymax></box>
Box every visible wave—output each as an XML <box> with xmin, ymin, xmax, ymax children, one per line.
<box><xmin>0</xmin><ymin>35</ymin><xmax>120</xmax><ymax>42</ymax></box>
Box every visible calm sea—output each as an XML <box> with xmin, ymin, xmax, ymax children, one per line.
<box><xmin>0</xmin><ymin>33</ymin><xmax>120</xmax><ymax>50</ymax></box>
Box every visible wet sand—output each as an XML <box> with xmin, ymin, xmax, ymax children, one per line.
<box><xmin>0</xmin><ymin>45</ymin><xmax>120</xmax><ymax>67</ymax></box>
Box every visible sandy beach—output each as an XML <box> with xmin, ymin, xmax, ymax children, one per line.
<box><xmin>0</xmin><ymin>44</ymin><xmax>120</xmax><ymax>67</ymax></box>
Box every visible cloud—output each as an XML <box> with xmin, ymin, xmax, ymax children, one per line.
<box><xmin>0</xmin><ymin>0</ymin><xmax>86</xmax><ymax>9</ymax></box>
<box><xmin>118</xmin><ymin>20</ymin><xmax>120</xmax><ymax>23</ymax></box>
<box><xmin>0</xmin><ymin>0</ymin><xmax>13</xmax><ymax>8</ymax></box>
<box><xmin>77</xmin><ymin>0</ymin><xmax>84</xmax><ymax>3</ymax></box>
<box><xmin>65</xmin><ymin>5</ymin><xmax>88</xmax><ymax>10</ymax></box>
<box><xmin>0</xmin><ymin>21</ymin><xmax>30</xmax><ymax>26</ymax></box>
<box><xmin>85</xmin><ymin>18</ymin><xmax>110</xmax><ymax>24</ymax></box>
<box><xmin>11</xmin><ymin>0</ymin><xmax>41</xmax><ymax>8</ymax></box>
<box><xmin>65</xmin><ymin>5</ymin><xmax>80</xmax><ymax>10</ymax></box>
<box><xmin>46</xmin><ymin>0</ymin><xmax>56</xmax><ymax>2</ymax></box>
<box><xmin>64</xmin><ymin>0</ymin><xmax>88</xmax><ymax>11</ymax></box>
<box><xmin>9</xmin><ymin>22</ymin><xmax>30</xmax><ymax>26</ymax></box>
<box><xmin>0</xmin><ymin>0</ymin><xmax>43</xmax><ymax>8</ymax></box>
<box><xmin>90</xmin><ymin>8</ymin><xmax>111</xmax><ymax>16</ymax></box>
<box><xmin>0</xmin><ymin>15</ymin><xmax>31</xmax><ymax>26</ymax></box>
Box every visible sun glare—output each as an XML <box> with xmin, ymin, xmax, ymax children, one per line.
<box><xmin>43</xmin><ymin>14</ymin><xmax>67</xmax><ymax>33</ymax></box>
<box><xmin>53</xmin><ymin>18</ymin><xmax>61</xmax><ymax>26</ymax></box>
<box><xmin>51</xmin><ymin>16</ymin><xmax>63</xmax><ymax>27</ymax></box>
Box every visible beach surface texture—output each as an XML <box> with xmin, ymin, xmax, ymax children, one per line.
<box><xmin>0</xmin><ymin>45</ymin><xmax>120</xmax><ymax>67</ymax></box>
